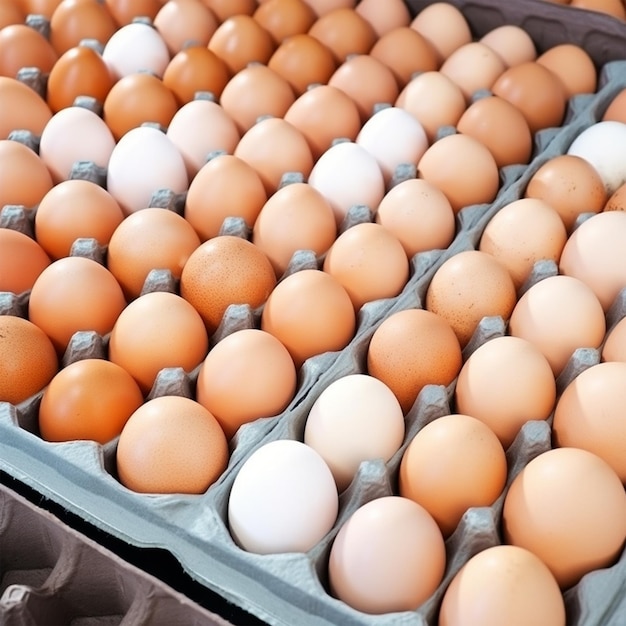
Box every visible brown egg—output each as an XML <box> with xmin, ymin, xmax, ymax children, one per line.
<box><xmin>0</xmin><ymin>139</ymin><xmax>53</xmax><ymax>210</ymax></box>
<box><xmin>604</xmin><ymin>181</ymin><xmax>626</xmax><ymax>210</ymax></box>
<box><xmin>328</xmin><ymin>54</ymin><xmax>399</xmax><ymax>123</ymax></box>
<box><xmin>524</xmin><ymin>154</ymin><xmax>608</xmax><ymax>232</ymax></box>
<box><xmin>260</xmin><ymin>268</ymin><xmax>355</xmax><ymax>368</ymax></box>
<box><xmin>208</xmin><ymin>14</ymin><xmax>276</xmax><ymax>75</ymax></box>
<box><xmin>0</xmin><ymin>23</ymin><xmax>58</xmax><ymax>77</ymax></box>
<box><xmin>0</xmin><ymin>0</ymin><xmax>25</xmax><ymax>29</ymax></box>
<box><xmin>153</xmin><ymin>0</ymin><xmax>219</xmax><ymax>55</ymax></box>
<box><xmin>602</xmin><ymin>316</ymin><xmax>626</xmax><ymax>360</ymax></box>
<box><xmin>603</xmin><ymin>87</ymin><xmax>626</xmax><ymax>123</ymax></box>
<box><xmin>107</xmin><ymin>207</ymin><xmax>201</xmax><ymax>300</ymax></box>
<box><xmin>234</xmin><ymin>116</ymin><xmax>313</xmax><ymax>195</ymax></box>
<box><xmin>46</xmin><ymin>44</ymin><xmax>116</xmax><ymax>113</ymax></box>
<box><xmin>218</xmin><ymin>63</ymin><xmax>296</xmax><ymax>133</ymax></box>
<box><xmin>252</xmin><ymin>181</ymin><xmax>337</xmax><ymax>277</ymax></box>
<box><xmin>425</xmin><ymin>250</ymin><xmax>517</xmax><ymax>348</ymax></box>
<box><xmin>456</xmin><ymin>95</ymin><xmax>533</xmax><ymax>168</ymax></box>
<box><xmin>536</xmin><ymin>44</ymin><xmax>597</xmax><ymax>98</ymax></box>
<box><xmin>0</xmin><ymin>76</ymin><xmax>52</xmax><ymax>138</ymax></box>
<box><xmin>268</xmin><ymin>33</ymin><xmax>336</xmax><ymax>96</ymax></box>
<box><xmin>104</xmin><ymin>0</ymin><xmax>163</xmax><ymax>26</ymax></box>
<box><xmin>0</xmin><ymin>228</ymin><xmax>51</xmax><ymax>295</ymax></box>
<box><xmin>21</xmin><ymin>0</ymin><xmax>63</xmax><ymax>16</ymax></box>
<box><xmin>184</xmin><ymin>153</ymin><xmax>267</xmax><ymax>241</ymax></box>
<box><xmin>201</xmin><ymin>0</ymin><xmax>257</xmax><ymax>21</ymax></box>
<box><xmin>284</xmin><ymin>83</ymin><xmax>361</xmax><ymax>160</ymax></box>
<box><xmin>307</xmin><ymin>7</ymin><xmax>377</xmax><ymax>63</ymax></box>
<box><xmin>491</xmin><ymin>61</ymin><xmax>567</xmax><ymax>134</ymax></box>
<box><xmin>570</xmin><ymin>0</ymin><xmax>626</xmax><ymax>18</ymax></box>
<box><xmin>417</xmin><ymin>133</ymin><xmax>500</xmax><ymax>214</ymax></box>
<box><xmin>49</xmin><ymin>0</ymin><xmax>118</xmax><ymax>55</ymax></box>
<box><xmin>355</xmin><ymin>0</ymin><xmax>410</xmax><ymax>37</ymax></box>
<box><xmin>253</xmin><ymin>0</ymin><xmax>317</xmax><ymax>44</ymax></box>
<box><xmin>479</xmin><ymin>25</ymin><xmax>537</xmax><ymax>67</ymax></box>
<box><xmin>34</xmin><ymin>179</ymin><xmax>124</xmax><ymax>260</ymax></box>
<box><xmin>369</xmin><ymin>26</ymin><xmax>439</xmax><ymax>88</ymax></box>
<box><xmin>439</xmin><ymin>42</ymin><xmax>506</xmax><ymax>102</ymax></box>
<box><xmin>180</xmin><ymin>235</ymin><xmax>277</xmax><ymax>335</ymax></box>
<box><xmin>299</xmin><ymin>0</ymin><xmax>355</xmax><ymax>16</ymax></box>
<box><xmin>366</xmin><ymin>308</ymin><xmax>462</xmax><ymax>414</ymax></box>
<box><xmin>116</xmin><ymin>395</ymin><xmax>228</xmax><ymax>494</ymax></box>
<box><xmin>102</xmin><ymin>72</ymin><xmax>179</xmax><ymax>141</ymax></box>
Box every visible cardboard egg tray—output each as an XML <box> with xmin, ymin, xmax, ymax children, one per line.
<box><xmin>2</xmin><ymin>0</ymin><xmax>626</xmax><ymax>624</ymax></box>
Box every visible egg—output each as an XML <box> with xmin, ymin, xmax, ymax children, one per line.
<box><xmin>196</xmin><ymin>328</ymin><xmax>297</xmax><ymax>440</ymax></box>
<box><xmin>602</xmin><ymin>315</ymin><xmax>626</xmax><ymax>361</ymax></box>
<box><xmin>355</xmin><ymin>0</ymin><xmax>410</xmax><ymax>37</ymax></box>
<box><xmin>454</xmin><ymin>336</ymin><xmax>557</xmax><ymax>448</ymax></box>
<box><xmin>570</xmin><ymin>0</ymin><xmax>626</xmax><ymax>18</ymax></box>
<box><xmin>252</xmin><ymin>0</ymin><xmax>317</xmax><ymax>44</ymax></box>
<box><xmin>604</xmin><ymin>181</ymin><xmax>626</xmax><ymax>210</ymax></box>
<box><xmin>0</xmin><ymin>23</ymin><xmax>58</xmax><ymax>78</ymax></box>
<box><xmin>180</xmin><ymin>235</ymin><xmax>277</xmax><ymax>335</ymax></box>
<box><xmin>328</xmin><ymin>496</ymin><xmax>446</xmax><ymax>614</ymax></box>
<box><xmin>260</xmin><ymin>268</ymin><xmax>355</xmax><ymax>368</ymax></box>
<box><xmin>399</xmin><ymin>413</ymin><xmax>507</xmax><ymax>537</ymax></box>
<box><xmin>602</xmin><ymin>88</ymin><xmax>626</xmax><ymax>123</ymax></box>
<box><xmin>366</xmin><ymin>308</ymin><xmax>462</xmax><ymax>414</ymax></box>
<box><xmin>0</xmin><ymin>76</ymin><xmax>52</xmax><ymax>139</ymax></box>
<box><xmin>536</xmin><ymin>43</ymin><xmax>597</xmax><ymax>98</ymax></box>
<box><xmin>201</xmin><ymin>0</ymin><xmax>256</xmax><ymax>21</ymax></box>
<box><xmin>425</xmin><ymin>250</ymin><xmax>517</xmax><ymax>348</ymax></box>
<box><xmin>116</xmin><ymin>395</ymin><xmax>229</xmax><ymax>494</ymax></box>
<box><xmin>502</xmin><ymin>447</ymin><xmax>626</xmax><ymax>589</ymax></box>
<box><xmin>228</xmin><ymin>439</ymin><xmax>338</xmax><ymax>553</ymax></box>
<box><xmin>0</xmin><ymin>315</ymin><xmax>58</xmax><ymax>405</ymax></box>
<box><xmin>0</xmin><ymin>1</ymin><xmax>25</xmax><ymax>29</ymax></box>
<box><xmin>153</xmin><ymin>0</ymin><xmax>219</xmax><ymax>54</ymax></box>
<box><xmin>304</xmin><ymin>374</ymin><xmax>404</xmax><ymax>492</ymax></box>
<box><xmin>508</xmin><ymin>275</ymin><xmax>606</xmax><ymax>377</ymax></box>
<box><xmin>104</xmin><ymin>0</ymin><xmax>163</xmax><ymax>26</ymax></box>
<box><xmin>39</xmin><ymin>358</ymin><xmax>144</xmax><ymax>444</ymax></box>
<box><xmin>0</xmin><ymin>228</ymin><xmax>51</xmax><ymax>295</ymax></box>
<box><xmin>479</xmin><ymin>25</ymin><xmax>537</xmax><ymax>67</ymax></box>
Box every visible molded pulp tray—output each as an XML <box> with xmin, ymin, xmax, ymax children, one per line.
<box><xmin>1</xmin><ymin>1</ymin><xmax>626</xmax><ymax>625</ymax></box>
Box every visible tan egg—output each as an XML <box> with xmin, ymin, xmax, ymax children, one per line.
<box><xmin>439</xmin><ymin>42</ymin><xmax>506</xmax><ymax>102</ymax></box>
<box><xmin>116</xmin><ymin>395</ymin><xmax>228</xmax><ymax>494</ymax></box>
<box><xmin>180</xmin><ymin>235</ymin><xmax>277</xmax><ymax>335</ymax></box>
<box><xmin>104</xmin><ymin>0</ymin><xmax>163</xmax><ymax>26</ymax></box>
<box><xmin>208</xmin><ymin>14</ymin><xmax>276</xmax><ymax>75</ymax></box>
<box><xmin>28</xmin><ymin>256</ymin><xmax>127</xmax><ymax>355</ymax></box>
<box><xmin>109</xmin><ymin>291</ymin><xmax>209</xmax><ymax>395</ymax></box>
<box><xmin>234</xmin><ymin>116</ymin><xmax>313</xmax><ymax>195</ymax></box>
<box><xmin>369</xmin><ymin>26</ymin><xmax>439</xmax><ymax>88</ymax></box>
<box><xmin>252</xmin><ymin>181</ymin><xmax>337</xmax><ymax>277</ymax></box>
<box><xmin>524</xmin><ymin>154</ymin><xmax>607</xmax><ymax>232</ymax></box>
<box><xmin>0</xmin><ymin>139</ymin><xmax>53</xmax><ymax>210</ymax></box>
<box><xmin>34</xmin><ymin>179</ymin><xmax>124</xmax><ymax>260</ymax></box>
<box><xmin>491</xmin><ymin>61</ymin><xmax>567</xmax><ymax>134</ymax></box>
<box><xmin>299</xmin><ymin>0</ymin><xmax>355</xmax><ymax>16</ymax></box>
<box><xmin>184</xmin><ymin>153</ymin><xmax>267</xmax><ymax>241</ymax></box>
<box><xmin>479</xmin><ymin>198</ymin><xmax>568</xmax><ymax>291</ymax></box>
<box><xmin>268</xmin><ymin>33</ymin><xmax>337</xmax><ymax>96</ymax></box>
<box><xmin>20</xmin><ymin>0</ymin><xmax>63</xmax><ymax>17</ymax></box>
<box><xmin>425</xmin><ymin>250</ymin><xmax>517</xmax><ymax>348</ymax></box>
<box><xmin>456</xmin><ymin>95</ymin><xmax>533</xmax><ymax>168</ymax></box>
<box><xmin>454</xmin><ymin>335</ymin><xmax>557</xmax><ymax>449</ymax></box>
<box><xmin>0</xmin><ymin>228</ymin><xmax>51</xmax><ymax>295</ymax></box>
<box><xmin>354</xmin><ymin>0</ymin><xmax>410</xmax><ymax>37</ymax></box>
<box><xmin>536</xmin><ymin>44</ymin><xmax>597</xmax><ymax>98</ymax></box>
<box><xmin>508</xmin><ymin>275</ymin><xmax>606</xmax><ymax>377</ymax></box>
<box><xmin>399</xmin><ymin>413</ymin><xmax>507</xmax><ymax>537</ymax></box>
<box><xmin>395</xmin><ymin>71</ymin><xmax>466</xmax><ymax>143</ymax></box>
<box><xmin>153</xmin><ymin>0</ymin><xmax>219</xmax><ymax>55</ymax></box>
<box><xmin>0</xmin><ymin>76</ymin><xmax>52</xmax><ymax>139</ymax></box>
<box><xmin>479</xmin><ymin>25</ymin><xmax>537</xmax><ymax>67</ymax></box>
<box><xmin>107</xmin><ymin>207</ymin><xmax>201</xmax><ymax>300</ymax></box>
<box><xmin>375</xmin><ymin>178</ymin><xmax>456</xmax><ymax>259</ymax></box>
<box><xmin>253</xmin><ymin>0</ymin><xmax>317</xmax><ymax>44</ymax></box>
<box><xmin>603</xmin><ymin>87</ymin><xmax>626</xmax><ymax>123</ymax></box>
<box><xmin>604</xmin><ymin>181</ymin><xmax>626</xmax><ymax>211</ymax></box>
<box><xmin>603</xmin><ymin>316</ymin><xmax>626</xmax><ymax>361</ymax></box>
<box><xmin>409</xmin><ymin>2</ymin><xmax>472</xmax><ymax>64</ymax></box>
<box><xmin>219</xmin><ymin>63</ymin><xmax>296</xmax><ymax>134</ymax></box>
<box><xmin>0</xmin><ymin>1</ymin><xmax>25</xmax><ymax>29</ymax></box>
<box><xmin>166</xmin><ymin>99</ymin><xmax>241</xmax><ymax>178</ymax></box>
<box><xmin>366</xmin><ymin>307</ymin><xmax>462</xmax><ymax>414</ymax></box>
<box><xmin>328</xmin><ymin>54</ymin><xmax>399</xmax><ymax>123</ymax></box>
<box><xmin>307</xmin><ymin>8</ymin><xmax>377</xmax><ymax>63</ymax></box>
<box><xmin>417</xmin><ymin>133</ymin><xmax>500</xmax><ymax>214</ymax></box>
<box><xmin>196</xmin><ymin>328</ymin><xmax>297</xmax><ymax>439</ymax></box>
<box><xmin>201</xmin><ymin>0</ymin><xmax>257</xmax><ymax>21</ymax></box>
<box><xmin>284</xmin><ymin>84</ymin><xmax>361</xmax><ymax>160</ymax></box>
<box><xmin>162</xmin><ymin>46</ymin><xmax>231</xmax><ymax>105</ymax></box>
<box><xmin>0</xmin><ymin>23</ymin><xmax>58</xmax><ymax>77</ymax></box>
<box><xmin>323</xmin><ymin>222</ymin><xmax>409</xmax><ymax>311</ymax></box>
<box><xmin>261</xmin><ymin>268</ymin><xmax>355</xmax><ymax>368</ymax></box>
<box><xmin>570</xmin><ymin>0</ymin><xmax>626</xmax><ymax>18</ymax></box>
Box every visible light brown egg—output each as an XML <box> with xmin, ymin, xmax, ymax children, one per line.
<box><xmin>366</xmin><ymin>307</ymin><xmax>462</xmax><ymax>414</ymax></box>
<box><xmin>107</xmin><ymin>207</ymin><xmax>201</xmax><ymax>300</ymax></box>
<box><xmin>201</xmin><ymin>0</ymin><xmax>256</xmax><ymax>21</ymax></box>
<box><xmin>602</xmin><ymin>316</ymin><xmax>626</xmax><ymax>360</ymax></box>
<box><xmin>20</xmin><ymin>0</ymin><xmax>63</xmax><ymax>17</ymax></box>
<box><xmin>0</xmin><ymin>23</ymin><xmax>58</xmax><ymax>77</ymax></box>
<box><xmin>0</xmin><ymin>228</ymin><xmax>51</xmax><ymax>295</ymax></box>
<box><xmin>570</xmin><ymin>0</ymin><xmax>626</xmax><ymax>18</ymax></box>
<box><xmin>0</xmin><ymin>76</ymin><xmax>52</xmax><ymax>139</ymax></box>
<box><xmin>425</xmin><ymin>250</ymin><xmax>517</xmax><ymax>348</ymax></box>
<box><xmin>417</xmin><ymin>133</ymin><xmax>500</xmax><ymax>214</ymax></box>
<box><xmin>180</xmin><ymin>235</ymin><xmax>277</xmax><ymax>335</ymax></box>
<box><xmin>218</xmin><ymin>63</ymin><xmax>296</xmax><ymax>133</ymax></box>
<box><xmin>479</xmin><ymin>25</ymin><xmax>537</xmax><ymax>67</ymax></box>
<box><xmin>253</xmin><ymin>0</ymin><xmax>317</xmax><ymax>44</ymax></box>
<box><xmin>604</xmin><ymin>181</ymin><xmax>626</xmax><ymax>210</ymax></box>
<box><xmin>104</xmin><ymin>0</ymin><xmax>163</xmax><ymax>26</ymax></box>
<box><xmin>268</xmin><ymin>32</ymin><xmax>337</xmax><ymax>96</ymax></box>
<box><xmin>355</xmin><ymin>0</ymin><xmax>410</xmax><ymax>37</ymax></box>
<box><xmin>234</xmin><ymin>116</ymin><xmax>313</xmax><ymax>195</ymax></box>
<box><xmin>0</xmin><ymin>1</ymin><xmax>25</xmax><ymax>30</ymax></box>
<box><xmin>602</xmin><ymin>87</ymin><xmax>626</xmax><ymax>123</ymax></box>
<box><xmin>252</xmin><ymin>181</ymin><xmax>337</xmax><ymax>277</ymax></box>
<box><xmin>299</xmin><ymin>0</ymin><xmax>355</xmax><ymax>16</ymax></box>
<box><xmin>536</xmin><ymin>44</ymin><xmax>597</xmax><ymax>98</ymax></box>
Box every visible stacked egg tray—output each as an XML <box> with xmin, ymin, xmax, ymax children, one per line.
<box><xmin>2</xmin><ymin>0</ymin><xmax>626</xmax><ymax>625</ymax></box>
